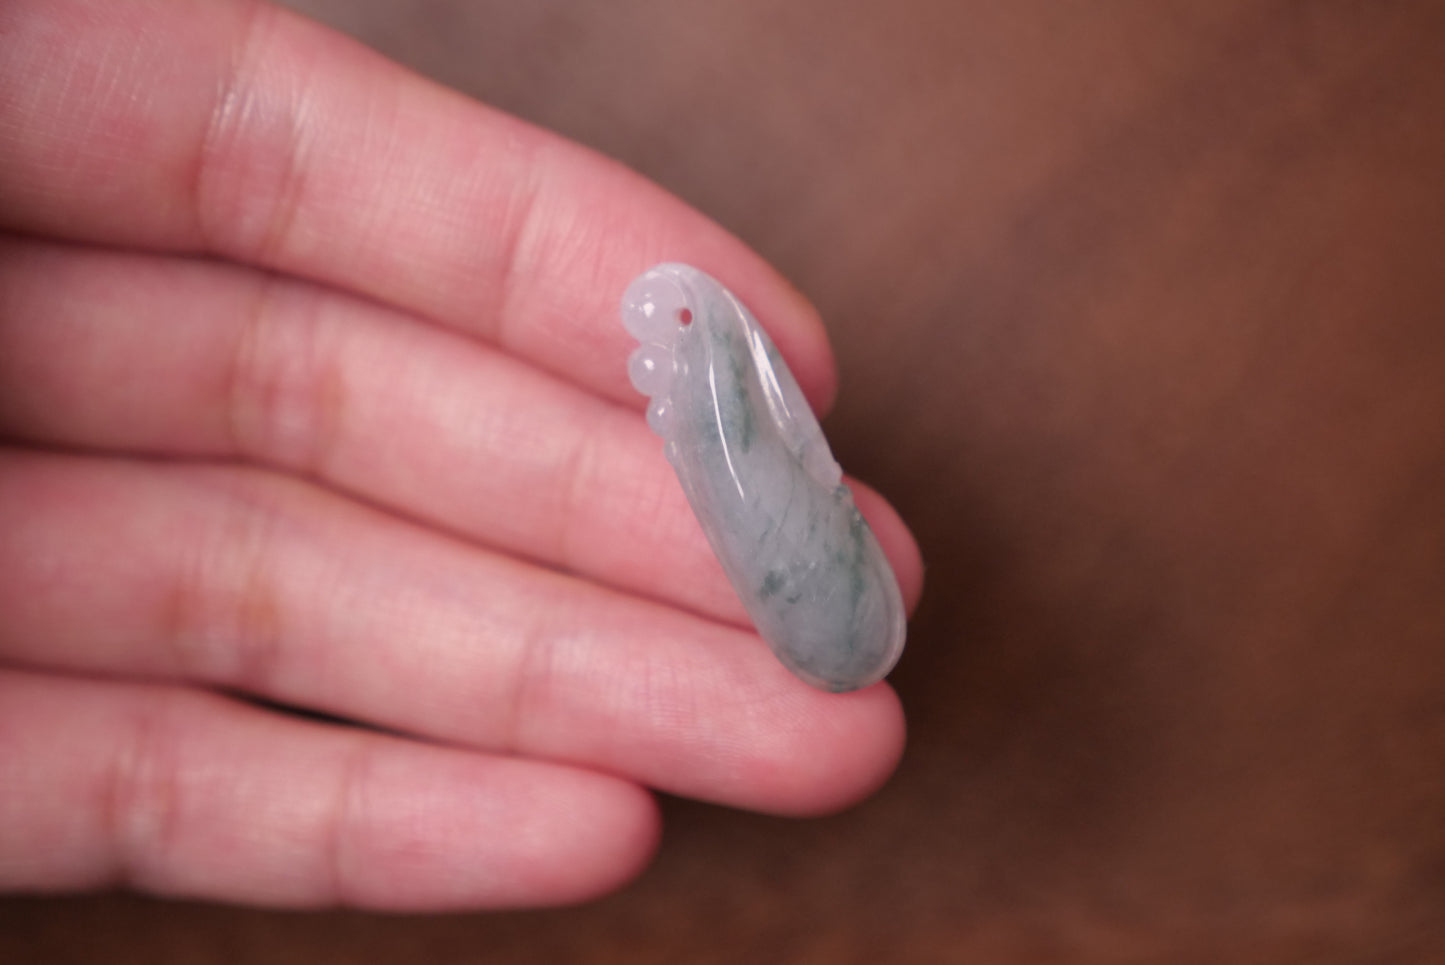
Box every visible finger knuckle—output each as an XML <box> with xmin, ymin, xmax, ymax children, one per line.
<box><xmin>165</xmin><ymin>477</ymin><xmax>289</xmax><ymax>695</ymax></box>
<box><xmin>227</xmin><ymin>277</ymin><xmax>348</xmax><ymax>474</ymax></box>
<box><xmin>106</xmin><ymin>698</ymin><xmax>188</xmax><ymax>890</ymax></box>
<box><xmin>192</xmin><ymin>3</ymin><xmax>311</xmax><ymax>263</ymax></box>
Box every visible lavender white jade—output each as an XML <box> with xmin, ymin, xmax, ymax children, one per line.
<box><xmin>620</xmin><ymin>263</ymin><xmax>906</xmax><ymax>692</ymax></box>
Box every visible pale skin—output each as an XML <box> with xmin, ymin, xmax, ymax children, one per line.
<box><xmin>0</xmin><ymin>0</ymin><xmax>923</xmax><ymax>911</ymax></box>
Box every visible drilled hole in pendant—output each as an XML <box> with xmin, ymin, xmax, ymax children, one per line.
<box><xmin>676</xmin><ymin>307</ymin><xmax>693</xmax><ymax>326</ymax></box>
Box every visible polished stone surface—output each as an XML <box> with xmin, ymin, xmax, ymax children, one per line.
<box><xmin>622</xmin><ymin>264</ymin><xmax>905</xmax><ymax>691</ymax></box>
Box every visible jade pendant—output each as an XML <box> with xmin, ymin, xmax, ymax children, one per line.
<box><xmin>620</xmin><ymin>264</ymin><xmax>906</xmax><ymax>692</ymax></box>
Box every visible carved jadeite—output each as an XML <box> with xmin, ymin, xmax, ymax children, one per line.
<box><xmin>620</xmin><ymin>264</ymin><xmax>906</xmax><ymax>692</ymax></box>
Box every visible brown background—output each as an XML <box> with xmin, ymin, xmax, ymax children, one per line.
<box><xmin>5</xmin><ymin>0</ymin><xmax>1445</xmax><ymax>961</ymax></box>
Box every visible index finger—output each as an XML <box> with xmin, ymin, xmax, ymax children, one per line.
<box><xmin>0</xmin><ymin>0</ymin><xmax>837</xmax><ymax>411</ymax></box>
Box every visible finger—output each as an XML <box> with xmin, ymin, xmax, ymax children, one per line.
<box><xmin>0</xmin><ymin>0</ymin><xmax>836</xmax><ymax>412</ymax></box>
<box><xmin>0</xmin><ymin>236</ymin><xmax>924</xmax><ymax>621</ymax></box>
<box><xmin>0</xmin><ymin>451</ymin><xmax>906</xmax><ymax>815</ymax></box>
<box><xmin>0</xmin><ymin>668</ymin><xmax>657</xmax><ymax>909</ymax></box>
<box><xmin>0</xmin><ymin>235</ymin><xmax>749</xmax><ymax>625</ymax></box>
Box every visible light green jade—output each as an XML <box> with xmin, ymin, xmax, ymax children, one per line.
<box><xmin>621</xmin><ymin>264</ymin><xmax>906</xmax><ymax>692</ymax></box>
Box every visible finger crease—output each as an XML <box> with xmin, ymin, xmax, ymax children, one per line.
<box><xmin>325</xmin><ymin>737</ymin><xmax>372</xmax><ymax>905</ymax></box>
<box><xmin>554</xmin><ymin>408</ymin><xmax>609</xmax><ymax>571</ymax></box>
<box><xmin>502</xmin><ymin>602</ymin><xmax>559</xmax><ymax>757</ymax></box>
<box><xmin>491</xmin><ymin>156</ymin><xmax>547</xmax><ymax>347</ymax></box>
<box><xmin>166</xmin><ymin>477</ymin><xmax>288</xmax><ymax>694</ymax></box>
<box><xmin>192</xmin><ymin>2</ymin><xmax>315</xmax><ymax>266</ymax></box>
<box><xmin>105</xmin><ymin>698</ymin><xmax>181</xmax><ymax>892</ymax></box>
<box><xmin>226</xmin><ymin>276</ymin><xmax>347</xmax><ymax>477</ymax></box>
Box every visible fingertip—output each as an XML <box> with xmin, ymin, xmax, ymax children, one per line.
<box><xmin>519</xmin><ymin>771</ymin><xmax>662</xmax><ymax>908</ymax></box>
<box><xmin>793</xmin><ymin>682</ymin><xmax>907</xmax><ymax>817</ymax></box>
<box><xmin>750</xmin><ymin>680</ymin><xmax>907</xmax><ymax>818</ymax></box>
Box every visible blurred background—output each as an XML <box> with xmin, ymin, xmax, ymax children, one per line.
<box><xmin>6</xmin><ymin>0</ymin><xmax>1445</xmax><ymax>960</ymax></box>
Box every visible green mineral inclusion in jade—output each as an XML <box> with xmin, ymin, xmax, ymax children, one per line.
<box><xmin>621</xmin><ymin>264</ymin><xmax>907</xmax><ymax>692</ymax></box>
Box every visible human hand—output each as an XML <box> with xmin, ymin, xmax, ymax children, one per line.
<box><xmin>0</xmin><ymin>0</ymin><xmax>922</xmax><ymax>910</ymax></box>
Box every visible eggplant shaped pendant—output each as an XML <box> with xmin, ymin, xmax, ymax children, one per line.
<box><xmin>621</xmin><ymin>264</ymin><xmax>906</xmax><ymax>692</ymax></box>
